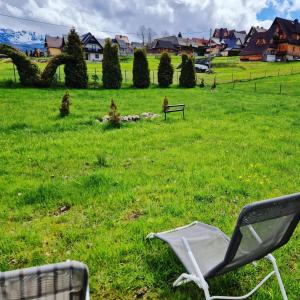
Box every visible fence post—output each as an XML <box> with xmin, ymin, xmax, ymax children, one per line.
<box><xmin>232</xmin><ymin>73</ymin><xmax>234</xmax><ymax>83</ymax></box>
<box><xmin>278</xmin><ymin>69</ymin><xmax>280</xmax><ymax>77</ymax></box>
<box><xmin>12</xmin><ymin>63</ymin><xmax>16</xmax><ymax>83</ymax></box>
<box><xmin>125</xmin><ymin>70</ymin><xmax>127</xmax><ymax>83</ymax></box>
<box><xmin>254</xmin><ymin>82</ymin><xmax>256</xmax><ymax>92</ymax></box>
<box><xmin>280</xmin><ymin>84</ymin><xmax>282</xmax><ymax>95</ymax></box>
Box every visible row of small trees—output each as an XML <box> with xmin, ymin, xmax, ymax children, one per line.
<box><xmin>102</xmin><ymin>40</ymin><xmax>196</xmax><ymax>89</ymax></box>
<box><xmin>0</xmin><ymin>28</ymin><xmax>197</xmax><ymax>88</ymax></box>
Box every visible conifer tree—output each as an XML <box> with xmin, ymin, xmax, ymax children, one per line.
<box><xmin>64</xmin><ymin>28</ymin><xmax>88</xmax><ymax>88</ymax></box>
<box><xmin>158</xmin><ymin>52</ymin><xmax>174</xmax><ymax>88</ymax></box>
<box><xmin>102</xmin><ymin>39</ymin><xmax>122</xmax><ymax>89</ymax></box>
<box><xmin>179</xmin><ymin>54</ymin><xmax>196</xmax><ymax>88</ymax></box>
<box><xmin>132</xmin><ymin>48</ymin><xmax>150</xmax><ymax>88</ymax></box>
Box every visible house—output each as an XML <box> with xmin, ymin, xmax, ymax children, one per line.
<box><xmin>150</xmin><ymin>35</ymin><xmax>198</xmax><ymax>54</ymax></box>
<box><xmin>240</xmin><ymin>17</ymin><xmax>300</xmax><ymax>61</ymax></box>
<box><xmin>222</xmin><ymin>32</ymin><xmax>247</xmax><ymax>56</ymax></box>
<box><xmin>81</xmin><ymin>32</ymin><xmax>103</xmax><ymax>61</ymax></box>
<box><xmin>113</xmin><ymin>35</ymin><xmax>132</xmax><ymax>55</ymax></box>
<box><xmin>44</xmin><ymin>35</ymin><xmax>65</xmax><ymax>56</ymax></box>
<box><xmin>244</xmin><ymin>26</ymin><xmax>267</xmax><ymax>47</ymax></box>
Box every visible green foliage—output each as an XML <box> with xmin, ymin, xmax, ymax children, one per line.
<box><xmin>91</xmin><ymin>72</ymin><xmax>99</xmax><ymax>89</ymax></box>
<box><xmin>59</xmin><ymin>91</ymin><xmax>71</xmax><ymax>117</ymax></box>
<box><xmin>0</xmin><ymin>44</ymin><xmax>41</xmax><ymax>86</ymax></box>
<box><xmin>179</xmin><ymin>54</ymin><xmax>196</xmax><ymax>88</ymax></box>
<box><xmin>211</xmin><ymin>77</ymin><xmax>217</xmax><ymax>90</ymax></box>
<box><xmin>158</xmin><ymin>52</ymin><xmax>174</xmax><ymax>88</ymax></box>
<box><xmin>102</xmin><ymin>39</ymin><xmax>122</xmax><ymax>89</ymax></box>
<box><xmin>64</xmin><ymin>28</ymin><xmax>88</xmax><ymax>89</ymax></box>
<box><xmin>40</xmin><ymin>54</ymin><xmax>69</xmax><ymax>87</ymax></box>
<box><xmin>133</xmin><ymin>48</ymin><xmax>150</xmax><ymax>88</ymax></box>
<box><xmin>108</xmin><ymin>99</ymin><xmax>121</xmax><ymax>127</ymax></box>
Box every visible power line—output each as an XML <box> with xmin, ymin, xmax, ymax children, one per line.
<box><xmin>0</xmin><ymin>12</ymin><xmax>210</xmax><ymax>36</ymax></box>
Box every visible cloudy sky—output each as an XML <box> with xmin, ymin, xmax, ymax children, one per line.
<box><xmin>1</xmin><ymin>0</ymin><xmax>300</xmax><ymax>40</ymax></box>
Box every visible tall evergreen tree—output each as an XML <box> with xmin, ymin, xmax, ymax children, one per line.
<box><xmin>132</xmin><ymin>48</ymin><xmax>150</xmax><ymax>88</ymax></box>
<box><xmin>179</xmin><ymin>54</ymin><xmax>196</xmax><ymax>88</ymax></box>
<box><xmin>64</xmin><ymin>28</ymin><xmax>88</xmax><ymax>88</ymax></box>
<box><xmin>102</xmin><ymin>39</ymin><xmax>122</xmax><ymax>89</ymax></box>
<box><xmin>158</xmin><ymin>52</ymin><xmax>174</xmax><ymax>88</ymax></box>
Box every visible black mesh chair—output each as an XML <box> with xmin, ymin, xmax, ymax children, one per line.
<box><xmin>0</xmin><ymin>261</ymin><xmax>89</xmax><ymax>300</ymax></box>
<box><xmin>147</xmin><ymin>193</ymin><xmax>300</xmax><ymax>300</ymax></box>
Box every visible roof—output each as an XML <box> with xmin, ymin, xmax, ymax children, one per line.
<box><xmin>81</xmin><ymin>32</ymin><xmax>103</xmax><ymax>48</ymax></box>
<box><xmin>45</xmin><ymin>35</ymin><xmax>64</xmax><ymax>49</ymax></box>
<box><xmin>152</xmin><ymin>40</ymin><xmax>176</xmax><ymax>50</ymax></box>
<box><xmin>233</xmin><ymin>32</ymin><xmax>246</xmax><ymax>44</ymax></box>
<box><xmin>115</xmin><ymin>35</ymin><xmax>130</xmax><ymax>44</ymax></box>
<box><xmin>192</xmin><ymin>38</ymin><xmax>209</xmax><ymax>46</ymax></box>
<box><xmin>131</xmin><ymin>42</ymin><xmax>144</xmax><ymax>49</ymax></box>
<box><xmin>240</xmin><ymin>28</ymin><xmax>275</xmax><ymax>56</ymax></box>
<box><xmin>274</xmin><ymin>17</ymin><xmax>300</xmax><ymax>44</ymax></box>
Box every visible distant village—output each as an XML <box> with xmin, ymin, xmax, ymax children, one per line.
<box><xmin>22</xmin><ymin>17</ymin><xmax>300</xmax><ymax>62</ymax></box>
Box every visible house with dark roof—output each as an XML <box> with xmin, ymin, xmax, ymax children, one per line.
<box><xmin>241</xmin><ymin>17</ymin><xmax>300</xmax><ymax>61</ymax></box>
<box><xmin>44</xmin><ymin>35</ymin><xmax>65</xmax><ymax>56</ymax></box>
<box><xmin>81</xmin><ymin>32</ymin><xmax>103</xmax><ymax>61</ymax></box>
<box><xmin>222</xmin><ymin>32</ymin><xmax>247</xmax><ymax>56</ymax></box>
<box><xmin>150</xmin><ymin>35</ymin><xmax>198</xmax><ymax>54</ymax></box>
<box><xmin>244</xmin><ymin>26</ymin><xmax>267</xmax><ymax>47</ymax></box>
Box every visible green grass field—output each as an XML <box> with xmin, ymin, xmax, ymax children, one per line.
<box><xmin>0</xmin><ymin>60</ymin><xmax>299</xmax><ymax>299</ymax></box>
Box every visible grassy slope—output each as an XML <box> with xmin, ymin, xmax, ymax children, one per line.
<box><xmin>0</xmin><ymin>77</ymin><xmax>299</xmax><ymax>299</ymax></box>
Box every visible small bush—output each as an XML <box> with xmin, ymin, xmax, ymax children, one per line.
<box><xmin>199</xmin><ymin>78</ymin><xmax>205</xmax><ymax>88</ymax></box>
<box><xmin>108</xmin><ymin>99</ymin><xmax>121</xmax><ymax>127</ymax></box>
<box><xmin>133</xmin><ymin>48</ymin><xmax>150</xmax><ymax>88</ymax></box>
<box><xmin>59</xmin><ymin>91</ymin><xmax>71</xmax><ymax>117</ymax></box>
<box><xmin>91</xmin><ymin>73</ymin><xmax>99</xmax><ymax>88</ymax></box>
<box><xmin>158</xmin><ymin>52</ymin><xmax>174</xmax><ymax>88</ymax></box>
<box><xmin>162</xmin><ymin>96</ymin><xmax>169</xmax><ymax>112</ymax></box>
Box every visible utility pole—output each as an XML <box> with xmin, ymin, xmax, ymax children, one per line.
<box><xmin>209</xmin><ymin>28</ymin><xmax>212</xmax><ymax>71</ymax></box>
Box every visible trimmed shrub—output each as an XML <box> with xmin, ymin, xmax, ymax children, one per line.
<box><xmin>179</xmin><ymin>55</ymin><xmax>196</xmax><ymax>88</ymax></box>
<box><xmin>59</xmin><ymin>91</ymin><xmax>71</xmax><ymax>117</ymax></box>
<box><xmin>0</xmin><ymin>44</ymin><xmax>41</xmax><ymax>86</ymax></box>
<box><xmin>102</xmin><ymin>39</ymin><xmax>122</xmax><ymax>89</ymax></box>
<box><xmin>40</xmin><ymin>53</ymin><xmax>70</xmax><ymax>87</ymax></box>
<box><xmin>133</xmin><ymin>48</ymin><xmax>150</xmax><ymax>88</ymax></box>
<box><xmin>158</xmin><ymin>52</ymin><xmax>174</xmax><ymax>87</ymax></box>
<box><xmin>64</xmin><ymin>28</ymin><xmax>88</xmax><ymax>88</ymax></box>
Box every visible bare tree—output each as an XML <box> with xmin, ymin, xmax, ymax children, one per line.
<box><xmin>137</xmin><ymin>25</ymin><xmax>147</xmax><ymax>46</ymax></box>
<box><xmin>147</xmin><ymin>27</ymin><xmax>157</xmax><ymax>44</ymax></box>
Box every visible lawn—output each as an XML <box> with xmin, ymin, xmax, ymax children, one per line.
<box><xmin>0</xmin><ymin>71</ymin><xmax>299</xmax><ymax>299</ymax></box>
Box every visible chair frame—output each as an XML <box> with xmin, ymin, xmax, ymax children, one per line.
<box><xmin>147</xmin><ymin>221</ymin><xmax>288</xmax><ymax>300</ymax></box>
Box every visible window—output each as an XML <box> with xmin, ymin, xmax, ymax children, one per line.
<box><xmin>95</xmin><ymin>54</ymin><xmax>99</xmax><ymax>59</ymax></box>
<box><xmin>256</xmin><ymin>39</ymin><xmax>266</xmax><ymax>45</ymax></box>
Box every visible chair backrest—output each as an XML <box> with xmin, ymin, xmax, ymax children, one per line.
<box><xmin>208</xmin><ymin>193</ymin><xmax>300</xmax><ymax>278</ymax></box>
<box><xmin>0</xmin><ymin>261</ymin><xmax>88</xmax><ymax>300</ymax></box>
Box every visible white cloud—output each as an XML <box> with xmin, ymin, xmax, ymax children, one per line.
<box><xmin>0</xmin><ymin>0</ymin><xmax>290</xmax><ymax>40</ymax></box>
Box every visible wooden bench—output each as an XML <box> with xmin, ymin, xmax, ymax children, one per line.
<box><xmin>163</xmin><ymin>104</ymin><xmax>185</xmax><ymax>120</ymax></box>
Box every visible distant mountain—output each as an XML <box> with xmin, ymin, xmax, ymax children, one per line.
<box><xmin>0</xmin><ymin>28</ymin><xmax>45</xmax><ymax>52</ymax></box>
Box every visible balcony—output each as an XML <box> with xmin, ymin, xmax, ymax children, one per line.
<box><xmin>84</xmin><ymin>47</ymin><xmax>102</xmax><ymax>54</ymax></box>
